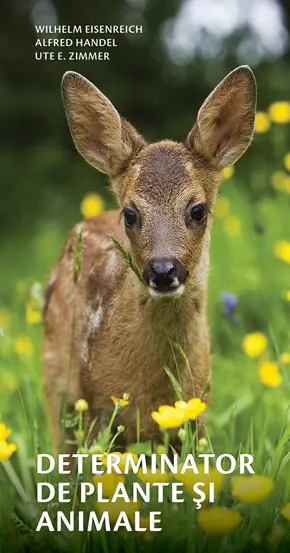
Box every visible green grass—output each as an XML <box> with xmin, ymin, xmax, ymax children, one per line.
<box><xmin>1</xmin><ymin>142</ymin><xmax>290</xmax><ymax>552</ymax></box>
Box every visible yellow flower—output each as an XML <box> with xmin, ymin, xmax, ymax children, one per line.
<box><xmin>26</xmin><ymin>299</ymin><xmax>42</xmax><ymax>325</ymax></box>
<box><xmin>270</xmin><ymin>171</ymin><xmax>288</xmax><ymax>191</ymax></box>
<box><xmin>280</xmin><ymin>503</ymin><xmax>290</xmax><ymax>521</ymax></box>
<box><xmin>222</xmin><ymin>166</ymin><xmax>234</xmax><ymax>180</ymax></box>
<box><xmin>111</xmin><ymin>395</ymin><xmax>129</xmax><ymax>407</ymax></box>
<box><xmin>0</xmin><ymin>370</ymin><xmax>18</xmax><ymax>393</ymax></box>
<box><xmin>104</xmin><ymin>452</ymin><xmax>138</xmax><ymax>473</ymax></box>
<box><xmin>80</xmin><ymin>193</ymin><xmax>105</xmax><ymax>219</ymax></box>
<box><xmin>286</xmin><ymin>290</ymin><xmax>290</xmax><ymax>302</ymax></box>
<box><xmin>214</xmin><ymin>197</ymin><xmax>230</xmax><ymax>220</ymax></box>
<box><xmin>93</xmin><ymin>472</ymin><xmax>124</xmax><ymax>498</ymax></box>
<box><xmin>242</xmin><ymin>332</ymin><xmax>267</xmax><ymax>358</ymax></box>
<box><xmin>283</xmin><ymin>177</ymin><xmax>290</xmax><ymax>194</ymax></box>
<box><xmin>259</xmin><ymin>362</ymin><xmax>282</xmax><ymax>387</ymax></box>
<box><xmin>284</xmin><ymin>153</ymin><xmax>290</xmax><ymax>172</ymax></box>
<box><xmin>75</xmin><ymin>398</ymin><xmax>88</xmax><ymax>412</ymax></box>
<box><xmin>13</xmin><ymin>335</ymin><xmax>34</xmax><ymax>359</ymax></box>
<box><xmin>0</xmin><ymin>423</ymin><xmax>11</xmax><ymax>441</ymax></box>
<box><xmin>0</xmin><ymin>440</ymin><xmax>17</xmax><ymax>461</ymax></box>
<box><xmin>281</xmin><ymin>352</ymin><xmax>290</xmax><ymax>365</ymax></box>
<box><xmin>274</xmin><ymin>241</ymin><xmax>290</xmax><ymax>264</ymax></box>
<box><xmin>174</xmin><ymin>398</ymin><xmax>206</xmax><ymax>421</ymax></box>
<box><xmin>175</xmin><ymin>464</ymin><xmax>224</xmax><ymax>499</ymax></box>
<box><xmin>197</xmin><ymin>506</ymin><xmax>241</xmax><ymax>534</ymax></box>
<box><xmin>268</xmin><ymin>102</ymin><xmax>290</xmax><ymax>124</ymax></box>
<box><xmin>223</xmin><ymin>216</ymin><xmax>241</xmax><ymax>237</ymax></box>
<box><xmin>254</xmin><ymin>111</ymin><xmax>271</xmax><ymax>133</ymax></box>
<box><xmin>231</xmin><ymin>475</ymin><xmax>274</xmax><ymax>503</ymax></box>
<box><xmin>138</xmin><ymin>468</ymin><xmax>169</xmax><ymax>484</ymax></box>
<box><xmin>0</xmin><ymin>309</ymin><xmax>11</xmax><ymax>330</ymax></box>
<box><xmin>151</xmin><ymin>405</ymin><xmax>186</xmax><ymax>429</ymax></box>
<box><xmin>97</xmin><ymin>498</ymin><xmax>140</xmax><ymax>524</ymax></box>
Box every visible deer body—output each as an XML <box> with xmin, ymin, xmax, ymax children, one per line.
<box><xmin>44</xmin><ymin>68</ymin><xmax>256</xmax><ymax>449</ymax></box>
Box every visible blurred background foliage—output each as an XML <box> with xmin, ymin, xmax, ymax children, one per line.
<box><xmin>1</xmin><ymin>0</ymin><xmax>290</xmax><ymax>242</ymax></box>
<box><xmin>1</xmin><ymin>0</ymin><xmax>290</xmax><ymax>510</ymax></box>
<box><xmin>1</xmin><ymin>0</ymin><xmax>290</xmax><ymax>367</ymax></box>
<box><xmin>2</xmin><ymin>5</ymin><xmax>290</xmax><ymax>546</ymax></box>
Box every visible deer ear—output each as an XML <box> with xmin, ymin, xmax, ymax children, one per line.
<box><xmin>61</xmin><ymin>72</ymin><xmax>146</xmax><ymax>175</ymax></box>
<box><xmin>186</xmin><ymin>66</ymin><xmax>257</xmax><ymax>168</ymax></box>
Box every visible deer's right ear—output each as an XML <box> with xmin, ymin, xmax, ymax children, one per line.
<box><xmin>61</xmin><ymin>72</ymin><xmax>146</xmax><ymax>176</ymax></box>
<box><xmin>186</xmin><ymin>66</ymin><xmax>256</xmax><ymax>168</ymax></box>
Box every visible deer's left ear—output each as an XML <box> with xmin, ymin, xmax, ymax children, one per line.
<box><xmin>186</xmin><ymin>66</ymin><xmax>257</xmax><ymax>168</ymax></box>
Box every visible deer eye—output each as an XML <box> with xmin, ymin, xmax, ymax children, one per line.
<box><xmin>190</xmin><ymin>204</ymin><xmax>207</xmax><ymax>223</ymax></box>
<box><xmin>123</xmin><ymin>208</ymin><xmax>138</xmax><ymax>227</ymax></box>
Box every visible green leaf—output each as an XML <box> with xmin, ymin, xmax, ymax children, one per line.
<box><xmin>164</xmin><ymin>365</ymin><xmax>183</xmax><ymax>400</ymax></box>
<box><xmin>108</xmin><ymin>234</ymin><xmax>145</xmax><ymax>283</ymax></box>
<box><xmin>126</xmin><ymin>441</ymin><xmax>153</xmax><ymax>455</ymax></box>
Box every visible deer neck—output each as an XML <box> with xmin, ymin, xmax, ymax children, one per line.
<box><xmin>110</xmin><ymin>259</ymin><xmax>209</xmax><ymax>371</ymax></box>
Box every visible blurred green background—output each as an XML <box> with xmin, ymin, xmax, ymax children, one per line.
<box><xmin>1</xmin><ymin>2</ymin><xmax>290</xmax><ymax>550</ymax></box>
<box><xmin>1</xmin><ymin>0</ymin><xmax>290</xmax><ymax>445</ymax></box>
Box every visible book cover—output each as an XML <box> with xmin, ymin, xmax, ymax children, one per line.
<box><xmin>1</xmin><ymin>1</ymin><xmax>290</xmax><ymax>551</ymax></box>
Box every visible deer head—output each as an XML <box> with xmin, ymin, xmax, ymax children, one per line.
<box><xmin>62</xmin><ymin>67</ymin><xmax>256</xmax><ymax>298</ymax></box>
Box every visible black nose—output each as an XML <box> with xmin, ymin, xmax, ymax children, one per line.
<box><xmin>143</xmin><ymin>258</ymin><xmax>187</xmax><ymax>291</ymax></box>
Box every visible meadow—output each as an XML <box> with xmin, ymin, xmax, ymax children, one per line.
<box><xmin>1</xmin><ymin>103</ymin><xmax>290</xmax><ymax>552</ymax></box>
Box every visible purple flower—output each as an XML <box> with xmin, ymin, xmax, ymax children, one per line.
<box><xmin>221</xmin><ymin>291</ymin><xmax>238</xmax><ymax>324</ymax></box>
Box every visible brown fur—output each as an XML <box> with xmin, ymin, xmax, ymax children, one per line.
<box><xmin>44</xmin><ymin>67</ymin><xmax>256</xmax><ymax>449</ymax></box>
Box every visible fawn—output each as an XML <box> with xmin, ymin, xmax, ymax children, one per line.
<box><xmin>43</xmin><ymin>66</ymin><xmax>256</xmax><ymax>449</ymax></box>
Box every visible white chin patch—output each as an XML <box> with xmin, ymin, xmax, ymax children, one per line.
<box><xmin>149</xmin><ymin>284</ymin><xmax>185</xmax><ymax>299</ymax></box>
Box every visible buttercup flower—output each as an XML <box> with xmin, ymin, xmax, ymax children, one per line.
<box><xmin>286</xmin><ymin>290</ymin><xmax>290</xmax><ymax>302</ymax></box>
<box><xmin>274</xmin><ymin>241</ymin><xmax>290</xmax><ymax>264</ymax></box>
<box><xmin>0</xmin><ymin>309</ymin><xmax>11</xmax><ymax>330</ymax></box>
<box><xmin>175</xmin><ymin>464</ymin><xmax>224</xmax><ymax>498</ymax></box>
<box><xmin>0</xmin><ymin>441</ymin><xmax>17</xmax><ymax>462</ymax></box>
<box><xmin>0</xmin><ymin>371</ymin><xmax>18</xmax><ymax>393</ymax></box>
<box><xmin>231</xmin><ymin>475</ymin><xmax>274</xmax><ymax>503</ymax></box>
<box><xmin>280</xmin><ymin>503</ymin><xmax>290</xmax><ymax>521</ymax></box>
<box><xmin>270</xmin><ymin>171</ymin><xmax>288</xmax><ymax>191</ymax></box>
<box><xmin>75</xmin><ymin>399</ymin><xmax>88</xmax><ymax>412</ymax></box>
<box><xmin>13</xmin><ymin>335</ymin><xmax>34</xmax><ymax>359</ymax></box>
<box><xmin>254</xmin><ymin>111</ymin><xmax>270</xmax><ymax>133</ymax></box>
<box><xmin>97</xmin><ymin>498</ymin><xmax>140</xmax><ymax>523</ymax></box>
<box><xmin>197</xmin><ymin>506</ymin><xmax>241</xmax><ymax>534</ymax></box>
<box><xmin>0</xmin><ymin>423</ymin><xmax>11</xmax><ymax>441</ymax></box>
<box><xmin>80</xmin><ymin>193</ymin><xmax>105</xmax><ymax>219</ymax></box>
<box><xmin>26</xmin><ymin>299</ymin><xmax>42</xmax><ymax>325</ymax></box>
<box><xmin>281</xmin><ymin>352</ymin><xmax>290</xmax><ymax>365</ymax></box>
<box><xmin>222</xmin><ymin>166</ymin><xmax>234</xmax><ymax>180</ymax></box>
<box><xmin>138</xmin><ymin>468</ymin><xmax>169</xmax><ymax>484</ymax></box>
<box><xmin>152</xmin><ymin>405</ymin><xmax>186</xmax><ymax>429</ymax></box>
<box><xmin>283</xmin><ymin>177</ymin><xmax>290</xmax><ymax>193</ymax></box>
<box><xmin>93</xmin><ymin>472</ymin><xmax>124</xmax><ymax>498</ymax></box>
<box><xmin>259</xmin><ymin>362</ymin><xmax>282</xmax><ymax>387</ymax></box>
<box><xmin>268</xmin><ymin>102</ymin><xmax>290</xmax><ymax>124</ymax></box>
<box><xmin>284</xmin><ymin>153</ymin><xmax>290</xmax><ymax>172</ymax></box>
<box><xmin>242</xmin><ymin>332</ymin><xmax>267</xmax><ymax>358</ymax></box>
<box><xmin>111</xmin><ymin>395</ymin><xmax>129</xmax><ymax>407</ymax></box>
<box><xmin>174</xmin><ymin>398</ymin><xmax>206</xmax><ymax>421</ymax></box>
<box><xmin>223</xmin><ymin>216</ymin><xmax>241</xmax><ymax>237</ymax></box>
<box><xmin>214</xmin><ymin>197</ymin><xmax>230</xmax><ymax>220</ymax></box>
